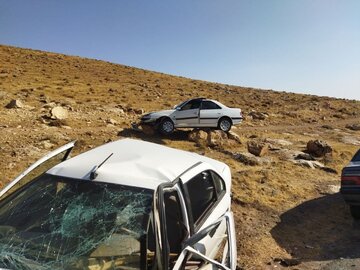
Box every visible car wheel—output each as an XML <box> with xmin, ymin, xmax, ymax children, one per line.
<box><xmin>350</xmin><ymin>206</ymin><xmax>360</xmax><ymax>219</ymax></box>
<box><xmin>218</xmin><ymin>117</ymin><xmax>232</xmax><ymax>132</ymax></box>
<box><xmin>159</xmin><ymin>118</ymin><xmax>174</xmax><ymax>135</ymax></box>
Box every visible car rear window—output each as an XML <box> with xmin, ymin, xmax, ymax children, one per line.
<box><xmin>352</xmin><ymin>149</ymin><xmax>360</xmax><ymax>162</ymax></box>
<box><xmin>201</xmin><ymin>101</ymin><xmax>221</xmax><ymax>110</ymax></box>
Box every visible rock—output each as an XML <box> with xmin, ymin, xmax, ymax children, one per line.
<box><xmin>265</xmin><ymin>138</ymin><xmax>293</xmax><ymax>146</ymax></box>
<box><xmin>346</xmin><ymin>123</ymin><xmax>360</xmax><ymax>131</ymax></box>
<box><xmin>188</xmin><ymin>129</ymin><xmax>208</xmax><ymax>143</ymax></box>
<box><xmin>234</xmin><ymin>152</ymin><xmax>271</xmax><ymax>166</ymax></box>
<box><xmin>292</xmin><ymin>159</ymin><xmax>317</xmax><ymax>169</ymax></box>
<box><xmin>228</xmin><ymin>130</ymin><xmax>242</xmax><ymax>144</ymax></box>
<box><xmin>51</xmin><ymin>106</ymin><xmax>69</xmax><ymax>120</ymax></box>
<box><xmin>292</xmin><ymin>159</ymin><xmax>336</xmax><ymax>173</ymax></box>
<box><xmin>321</xmin><ymin>125</ymin><xmax>334</xmax><ymax>130</ymax></box>
<box><xmin>42</xmin><ymin>102</ymin><xmax>57</xmax><ymax>109</ymax></box>
<box><xmin>107</xmin><ymin>118</ymin><xmax>117</xmax><ymax>125</ymax></box>
<box><xmin>326</xmin><ymin>184</ymin><xmax>340</xmax><ymax>194</ymax></box>
<box><xmin>134</xmin><ymin>108</ymin><xmax>145</xmax><ymax>115</ymax></box>
<box><xmin>306</xmin><ymin>140</ymin><xmax>332</xmax><ymax>157</ymax></box>
<box><xmin>39</xmin><ymin>140</ymin><xmax>54</xmax><ymax>150</ymax></box>
<box><xmin>207</xmin><ymin>130</ymin><xmax>228</xmax><ymax>147</ymax></box>
<box><xmin>295</xmin><ymin>153</ymin><xmax>315</xmax><ymax>161</ymax></box>
<box><xmin>188</xmin><ymin>129</ymin><xmax>228</xmax><ymax>147</ymax></box>
<box><xmin>247</xmin><ymin>140</ymin><xmax>269</xmax><ymax>157</ymax></box>
<box><xmin>278</xmin><ymin>149</ymin><xmax>309</xmax><ymax>161</ymax></box>
<box><xmin>5</xmin><ymin>99</ymin><xmax>24</xmax><ymax>109</ymax></box>
<box><xmin>321</xmin><ymin>167</ymin><xmax>337</xmax><ymax>174</ymax></box>
<box><xmin>248</xmin><ymin>111</ymin><xmax>268</xmax><ymax>120</ymax></box>
<box><xmin>341</xmin><ymin>136</ymin><xmax>360</xmax><ymax>146</ymax></box>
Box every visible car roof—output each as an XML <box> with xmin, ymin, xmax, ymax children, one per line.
<box><xmin>184</xmin><ymin>98</ymin><xmax>226</xmax><ymax>107</ymax></box>
<box><xmin>47</xmin><ymin>138</ymin><xmax>226</xmax><ymax>190</ymax></box>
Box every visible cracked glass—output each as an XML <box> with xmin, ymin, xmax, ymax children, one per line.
<box><xmin>0</xmin><ymin>174</ymin><xmax>153</xmax><ymax>270</ymax></box>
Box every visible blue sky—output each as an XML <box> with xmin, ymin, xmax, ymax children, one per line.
<box><xmin>0</xmin><ymin>0</ymin><xmax>359</xmax><ymax>100</ymax></box>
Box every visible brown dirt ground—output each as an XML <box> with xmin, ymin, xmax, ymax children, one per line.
<box><xmin>1</xmin><ymin>44</ymin><xmax>360</xmax><ymax>269</ymax></box>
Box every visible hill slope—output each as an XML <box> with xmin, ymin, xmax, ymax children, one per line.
<box><xmin>1</xmin><ymin>44</ymin><xmax>360</xmax><ymax>269</ymax></box>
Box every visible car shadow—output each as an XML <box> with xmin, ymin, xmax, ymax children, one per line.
<box><xmin>271</xmin><ymin>193</ymin><xmax>360</xmax><ymax>261</ymax></box>
<box><xmin>118</xmin><ymin>127</ymin><xmax>193</xmax><ymax>143</ymax></box>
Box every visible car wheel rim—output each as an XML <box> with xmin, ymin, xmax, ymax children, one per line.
<box><xmin>220</xmin><ymin>120</ymin><xmax>231</xmax><ymax>131</ymax></box>
<box><xmin>162</xmin><ymin>121</ymin><xmax>173</xmax><ymax>133</ymax></box>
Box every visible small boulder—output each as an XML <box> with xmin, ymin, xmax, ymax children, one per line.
<box><xmin>346</xmin><ymin>124</ymin><xmax>360</xmax><ymax>131</ymax></box>
<box><xmin>306</xmin><ymin>140</ymin><xmax>332</xmax><ymax>157</ymax></box>
<box><xmin>5</xmin><ymin>99</ymin><xmax>24</xmax><ymax>109</ymax></box>
<box><xmin>188</xmin><ymin>129</ymin><xmax>209</xmax><ymax>144</ymax></box>
<box><xmin>39</xmin><ymin>140</ymin><xmax>54</xmax><ymax>150</ymax></box>
<box><xmin>247</xmin><ymin>140</ymin><xmax>269</xmax><ymax>157</ymax></box>
<box><xmin>134</xmin><ymin>108</ymin><xmax>145</xmax><ymax>115</ymax></box>
<box><xmin>107</xmin><ymin>118</ymin><xmax>117</xmax><ymax>125</ymax></box>
<box><xmin>233</xmin><ymin>152</ymin><xmax>271</xmax><ymax>166</ymax></box>
<box><xmin>295</xmin><ymin>153</ymin><xmax>315</xmax><ymax>161</ymax></box>
<box><xmin>248</xmin><ymin>111</ymin><xmax>268</xmax><ymax>120</ymax></box>
<box><xmin>51</xmin><ymin>106</ymin><xmax>69</xmax><ymax>120</ymax></box>
<box><xmin>207</xmin><ymin>130</ymin><xmax>228</xmax><ymax>147</ymax></box>
<box><xmin>228</xmin><ymin>131</ymin><xmax>242</xmax><ymax>144</ymax></box>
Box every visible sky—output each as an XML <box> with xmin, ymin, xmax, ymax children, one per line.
<box><xmin>0</xmin><ymin>0</ymin><xmax>359</xmax><ymax>100</ymax></box>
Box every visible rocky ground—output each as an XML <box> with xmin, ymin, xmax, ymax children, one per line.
<box><xmin>1</xmin><ymin>45</ymin><xmax>360</xmax><ymax>269</ymax></box>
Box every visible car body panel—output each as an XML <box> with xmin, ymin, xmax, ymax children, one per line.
<box><xmin>174</xmin><ymin>108</ymin><xmax>200</xmax><ymax>127</ymax></box>
<box><xmin>46</xmin><ymin>139</ymin><xmax>227</xmax><ymax>190</ymax></box>
<box><xmin>341</xmin><ymin>158</ymin><xmax>360</xmax><ymax>206</ymax></box>
<box><xmin>140</xmin><ymin>98</ymin><xmax>243</xmax><ymax>130</ymax></box>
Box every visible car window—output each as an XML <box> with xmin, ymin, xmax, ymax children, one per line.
<box><xmin>211</xmin><ymin>171</ymin><xmax>226</xmax><ymax>196</ymax></box>
<box><xmin>164</xmin><ymin>191</ymin><xmax>186</xmax><ymax>255</ymax></box>
<box><xmin>185</xmin><ymin>171</ymin><xmax>216</xmax><ymax>225</ymax></box>
<box><xmin>180</xmin><ymin>99</ymin><xmax>201</xmax><ymax>110</ymax></box>
<box><xmin>352</xmin><ymin>149</ymin><xmax>360</xmax><ymax>162</ymax></box>
<box><xmin>201</xmin><ymin>101</ymin><xmax>221</xmax><ymax>110</ymax></box>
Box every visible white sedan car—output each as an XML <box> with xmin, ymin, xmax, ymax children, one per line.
<box><xmin>140</xmin><ymin>98</ymin><xmax>243</xmax><ymax>135</ymax></box>
<box><xmin>0</xmin><ymin>139</ymin><xmax>237</xmax><ymax>270</ymax></box>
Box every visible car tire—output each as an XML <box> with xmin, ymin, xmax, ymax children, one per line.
<box><xmin>218</xmin><ymin>117</ymin><xmax>232</xmax><ymax>132</ymax></box>
<box><xmin>350</xmin><ymin>206</ymin><xmax>360</xmax><ymax>219</ymax></box>
<box><xmin>159</xmin><ymin>118</ymin><xmax>174</xmax><ymax>135</ymax></box>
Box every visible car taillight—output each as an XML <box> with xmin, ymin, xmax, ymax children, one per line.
<box><xmin>341</xmin><ymin>175</ymin><xmax>360</xmax><ymax>185</ymax></box>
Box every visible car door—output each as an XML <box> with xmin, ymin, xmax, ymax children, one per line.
<box><xmin>154</xmin><ymin>182</ymin><xmax>191</xmax><ymax>270</ymax></box>
<box><xmin>0</xmin><ymin>141</ymin><xmax>76</xmax><ymax>199</ymax></box>
<box><xmin>172</xmin><ymin>212</ymin><xmax>237</xmax><ymax>270</ymax></box>
<box><xmin>180</xmin><ymin>167</ymin><xmax>231</xmax><ymax>257</ymax></box>
<box><xmin>174</xmin><ymin>99</ymin><xmax>201</xmax><ymax>127</ymax></box>
<box><xmin>199</xmin><ymin>100</ymin><xmax>222</xmax><ymax>127</ymax></box>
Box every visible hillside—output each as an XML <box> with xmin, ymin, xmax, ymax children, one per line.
<box><xmin>1</xmin><ymin>44</ymin><xmax>360</xmax><ymax>269</ymax></box>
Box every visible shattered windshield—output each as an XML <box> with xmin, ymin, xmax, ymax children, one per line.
<box><xmin>0</xmin><ymin>174</ymin><xmax>153</xmax><ymax>270</ymax></box>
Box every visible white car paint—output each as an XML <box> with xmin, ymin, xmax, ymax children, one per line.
<box><xmin>141</xmin><ymin>98</ymin><xmax>243</xmax><ymax>130</ymax></box>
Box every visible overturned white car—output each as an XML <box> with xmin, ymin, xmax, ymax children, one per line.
<box><xmin>0</xmin><ymin>139</ymin><xmax>237</xmax><ymax>270</ymax></box>
<box><xmin>140</xmin><ymin>98</ymin><xmax>243</xmax><ymax>135</ymax></box>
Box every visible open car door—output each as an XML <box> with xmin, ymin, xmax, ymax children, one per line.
<box><xmin>0</xmin><ymin>141</ymin><xmax>76</xmax><ymax>199</ymax></box>
<box><xmin>172</xmin><ymin>212</ymin><xmax>237</xmax><ymax>270</ymax></box>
